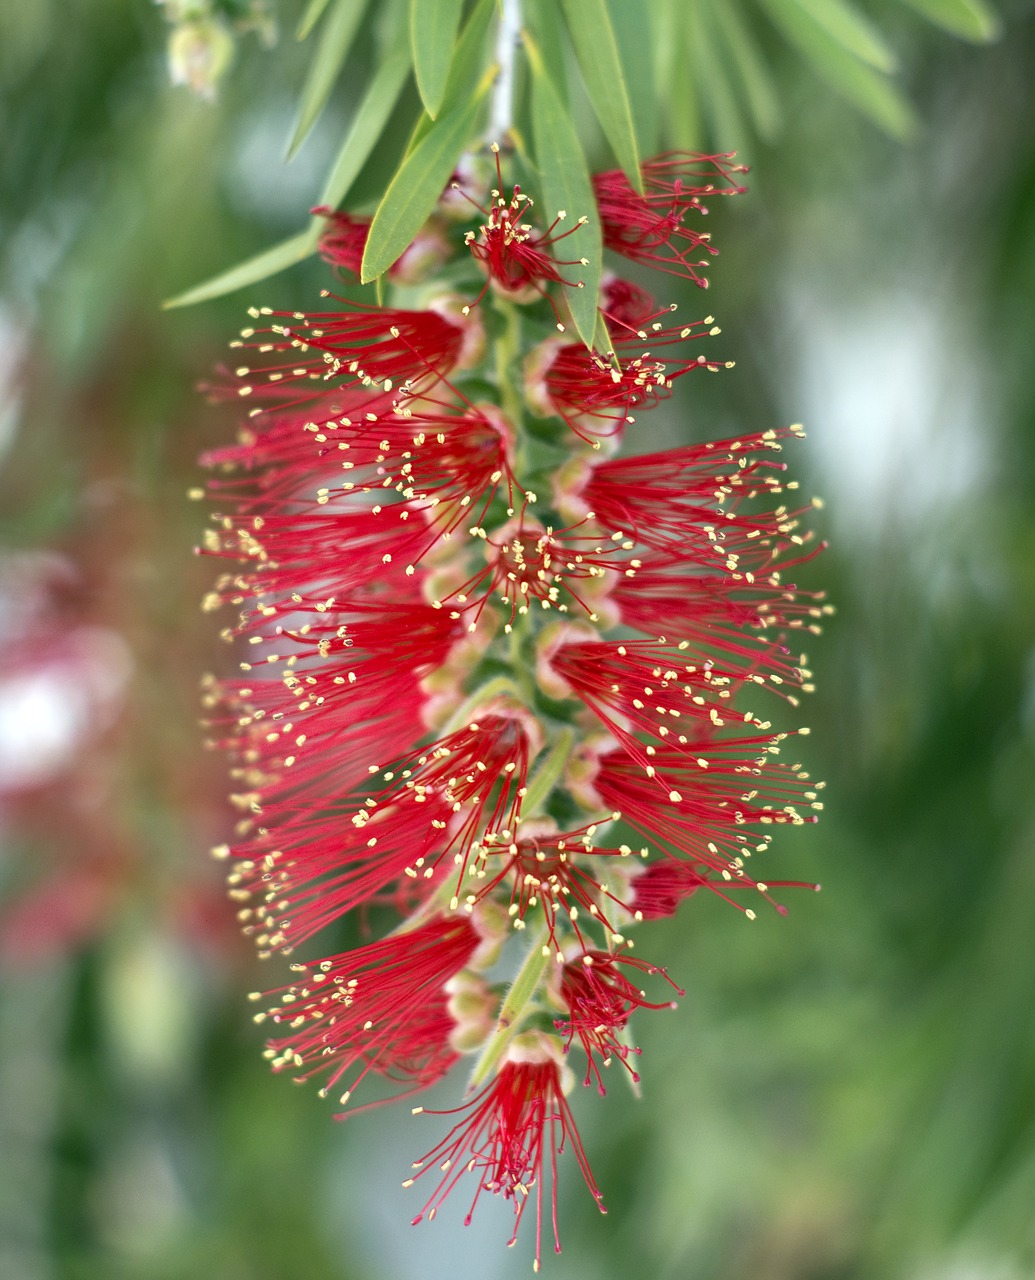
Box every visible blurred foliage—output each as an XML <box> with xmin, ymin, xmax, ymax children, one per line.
<box><xmin>1</xmin><ymin>2</ymin><xmax>1034</xmax><ymax>1280</ymax></box>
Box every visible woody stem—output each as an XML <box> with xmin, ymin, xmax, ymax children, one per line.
<box><xmin>489</xmin><ymin>0</ymin><xmax>521</xmax><ymax>142</ymax></box>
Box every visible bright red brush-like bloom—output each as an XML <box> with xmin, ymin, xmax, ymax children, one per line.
<box><xmin>407</xmin><ymin>1035</ymin><xmax>606</xmax><ymax>1271</ymax></box>
<box><xmin>556</xmin><ymin>950</ymin><xmax>682</xmax><ymax>1093</ymax></box>
<box><xmin>256</xmin><ymin>916</ymin><xmax>479</xmax><ymax>1108</ymax></box>
<box><xmin>456</xmin><ymin>145</ymin><xmax>588</xmax><ymax>319</ymax></box>
<box><xmin>594</xmin><ymin>151</ymin><xmax>749</xmax><ymax>286</ymax></box>
<box><xmin>526</xmin><ymin>313</ymin><xmax>728</xmax><ymax>443</ymax></box>
<box><xmin>201</xmin><ymin>143</ymin><xmax>824</xmax><ymax>1265</ymax></box>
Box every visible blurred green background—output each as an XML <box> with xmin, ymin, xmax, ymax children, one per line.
<box><xmin>1</xmin><ymin>2</ymin><xmax>1034</xmax><ymax>1277</ymax></box>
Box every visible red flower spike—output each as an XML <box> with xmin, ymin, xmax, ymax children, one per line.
<box><xmin>257</xmin><ymin>916</ymin><xmax>479</xmax><ymax>1110</ymax></box>
<box><xmin>556</xmin><ymin>950</ymin><xmax>682</xmax><ymax>1093</ymax></box>
<box><xmin>594</xmin><ymin>151</ymin><xmax>748</xmax><ymax>286</ymax></box>
<box><xmin>456</xmin><ymin>144</ymin><xmax>588</xmax><ymax>323</ymax></box>
<box><xmin>407</xmin><ymin>1038</ymin><xmax>605</xmax><ymax>1269</ymax></box>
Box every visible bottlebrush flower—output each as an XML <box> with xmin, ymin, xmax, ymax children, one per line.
<box><xmin>455</xmin><ymin>144</ymin><xmax>589</xmax><ymax>317</ymax></box>
<box><xmin>255</xmin><ymin>915</ymin><xmax>480</xmax><ymax>1108</ymax></box>
<box><xmin>200</xmin><ymin>147</ymin><xmax>824</xmax><ymax>1265</ymax></box>
<box><xmin>555</xmin><ymin>950</ymin><xmax>683</xmax><ymax>1092</ymax></box>
<box><xmin>525</xmin><ymin>313</ymin><xmax>728</xmax><ymax>444</ymax></box>
<box><xmin>314</xmin><ymin>206</ymin><xmax>452</xmax><ymax>284</ymax></box>
<box><xmin>594</xmin><ymin>151</ymin><xmax>749</xmax><ymax>286</ymax></box>
<box><xmin>407</xmin><ymin>1033</ymin><xmax>605</xmax><ymax>1271</ymax></box>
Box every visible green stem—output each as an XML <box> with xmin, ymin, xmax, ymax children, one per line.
<box><xmin>467</xmin><ymin>922</ymin><xmax>549</xmax><ymax>1089</ymax></box>
<box><xmin>521</xmin><ymin>724</ymin><xmax>574</xmax><ymax>818</ymax></box>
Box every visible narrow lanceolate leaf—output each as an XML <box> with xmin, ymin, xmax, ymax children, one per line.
<box><xmin>559</xmin><ymin>0</ymin><xmax>643</xmax><ymax>192</ymax></box>
<box><xmin>527</xmin><ymin>0</ymin><xmax>569</xmax><ymax>99</ymax></box>
<box><xmin>163</xmin><ymin>227</ymin><xmax>320</xmax><ymax>309</ymax></box>
<box><xmin>606</xmin><ymin>0</ymin><xmax>658</xmax><ymax>155</ymax></box>
<box><xmin>688</xmin><ymin>1</ymin><xmax>750</xmax><ymax>152</ymax></box>
<box><xmin>410</xmin><ymin>0</ymin><xmax>465</xmax><ymax>118</ymax></box>
<box><xmin>361</xmin><ymin>72</ymin><xmax>492</xmax><ymax>282</ymax></box>
<box><xmin>786</xmin><ymin>0</ymin><xmax>898</xmax><ymax>72</ymax></box>
<box><xmin>709</xmin><ymin>0</ymin><xmax>782</xmax><ymax>139</ymax></box>
<box><xmin>288</xmin><ymin>0</ymin><xmax>370</xmax><ymax>159</ymax></box>
<box><xmin>527</xmin><ymin>34</ymin><xmax>602</xmax><ymax>350</ymax></box>
<box><xmin>408</xmin><ymin>0</ymin><xmax>495</xmax><ymax>151</ymax></box>
<box><xmin>899</xmin><ymin>0</ymin><xmax>1001</xmax><ymax>42</ymax></box>
<box><xmin>762</xmin><ymin>0</ymin><xmax>918</xmax><ymax>139</ymax></box>
<box><xmin>317</xmin><ymin>42</ymin><xmax>412</xmax><ymax>208</ymax></box>
<box><xmin>296</xmin><ymin>0</ymin><xmax>332</xmax><ymax>40</ymax></box>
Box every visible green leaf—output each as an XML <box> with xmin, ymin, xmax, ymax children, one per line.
<box><xmin>296</xmin><ymin>0</ymin><xmax>331</xmax><ymax>40</ymax></box>
<box><xmin>361</xmin><ymin>72</ymin><xmax>491</xmax><ymax>282</ymax></box>
<box><xmin>653</xmin><ymin>0</ymin><xmax>703</xmax><ymax>150</ymax></box>
<box><xmin>410</xmin><ymin>0</ymin><xmax>465</xmax><ymax>118</ymax></box>
<box><xmin>709</xmin><ymin>0</ymin><xmax>782</xmax><ymax>139</ymax></box>
<box><xmin>559</xmin><ymin>0</ymin><xmax>643</xmax><ymax>191</ymax></box>
<box><xmin>162</xmin><ymin>228</ymin><xmax>320</xmax><ymax>309</ymax></box>
<box><xmin>527</xmin><ymin>0</ymin><xmax>569</xmax><ymax>99</ymax></box>
<box><xmin>762</xmin><ymin>0</ymin><xmax>918</xmax><ymax>138</ymax></box>
<box><xmin>317</xmin><ymin>42</ymin><xmax>412</xmax><ymax>208</ymax></box>
<box><xmin>688</xmin><ymin>1</ymin><xmax>751</xmax><ymax>152</ymax></box>
<box><xmin>786</xmin><ymin>0</ymin><xmax>898</xmax><ymax>72</ymax></box>
<box><xmin>606</xmin><ymin>0</ymin><xmax>658</xmax><ymax>155</ymax></box>
<box><xmin>287</xmin><ymin>0</ymin><xmax>370</xmax><ymax>159</ymax></box>
<box><xmin>526</xmin><ymin>33</ymin><xmax>602</xmax><ymax>350</ymax></box>
<box><xmin>898</xmin><ymin>0</ymin><xmax>1001</xmax><ymax>42</ymax></box>
<box><xmin>408</xmin><ymin>0</ymin><xmax>495</xmax><ymax>152</ymax></box>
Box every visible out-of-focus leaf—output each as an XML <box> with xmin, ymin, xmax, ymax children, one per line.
<box><xmin>408</xmin><ymin>0</ymin><xmax>495</xmax><ymax>151</ymax></box>
<box><xmin>287</xmin><ymin>0</ymin><xmax>370</xmax><ymax>159</ymax></box>
<box><xmin>606</xmin><ymin>0</ymin><xmax>659</xmax><ymax>156</ymax></box>
<box><xmin>296</xmin><ymin>0</ymin><xmax>331</xmax><ymax>40</ymax></box>
<box><xmin>559</xmin><ymin>0</ymin><xmax>643</xmax><ymax>192</ymax></box>
<box><xmin>653</xmin><ymin>0</ymin><xmax>702</xmax><ymax>150</ymax></box>
<box><xmin>527</xmin><ymin>0</ymin><xmax>569</xmax><ymax>99</ymax></box>
<box><xmin>710</xmin><ymin>0</ymin><xmax>782</xmax><ymax>139</ymax></box>
<box><xmin>410</xmin><ymin>0</ymin><xmax>465</xmax><ymax>119</ymax></box>
<box><xmin>361</xmin><ymin>71</ymin><xmax>492</xmax><ymax>282</ymax></box>
<box><xmin>526</xmin><ymin>33</ymin><xmax>602</xmax><ymax>350</ymax></box>
<box><xmin>162</xmin><ymin>228</ymin><xmax>320</xmax><ymax>309</ymax></box>
<box><xmin>317</xmin><ymin>42</ymin><xmax>412</xmax><ymax>208</ymax></box>
<box><xmin>762</xmin><ymin>0</ymin><xmax>918</xmax><ymax>138</ymax></box>
<box><xmin>690</xmin><ymin>1</ymin><xmax>751</xmax><ymax>151</ymax></box>
<box><xmin>899</xmin><ymin>0</ymin><xmax>1001</xmax><ymax>42</ymax></box>
<box><xmin>784</xmin><ymin>0</ymin><xmax>898</xmax><ymax>71</ymax></box>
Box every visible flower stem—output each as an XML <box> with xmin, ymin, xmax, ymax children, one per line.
<box><xmin>521</xmin><ymin>725</ymin><xmax>574</xmax><ymax>818</ymax></box>
<box><xmin>489</xmin><ymin>0</ymin><xmax>521</xmax><ymax>143</ymax></box>
<box><xmin>467</xmin><ymin>921</ymin><xmax>549</xmax><ymax>1090</ymax></box>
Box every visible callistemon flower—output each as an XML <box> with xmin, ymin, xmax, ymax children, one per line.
<box><xmin>407</xmin><ymin>1032</ymin><xmax>605</xmax><ymax>1271</ymax></box>
<box><xmin>456</xmin><ymin>144</ymin><xmax>589</xmax><ymax>317</ymax></box>
<box><xmin>594</xmin><ymin>151</ymin><xmax>749</xmax><ymax>286</ymax></box>
<box><xmin>200</xmin><ymin>147</ymin><xmax>825</xmax><ymax>1263</ymax></box>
